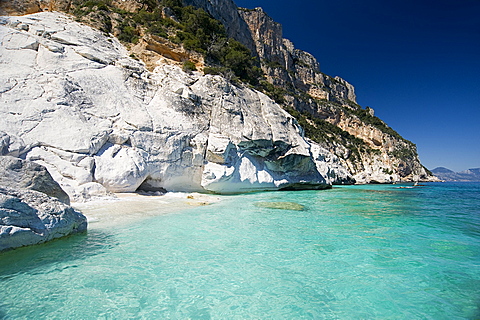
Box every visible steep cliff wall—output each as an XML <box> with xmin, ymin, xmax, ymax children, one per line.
<box><xmin>182</xmin><ymin>0</ymin><xmax>255</xmax><ymax>53</ymax></box>
<box><xmin>237</xmin><ymin>8</ymin><xmax>433</xmax><ymax>183</ymax></box>
<box><xmin>238</xmin><ymin>8</ymin><xmax>356</xmax><ymax>104</ymax></box>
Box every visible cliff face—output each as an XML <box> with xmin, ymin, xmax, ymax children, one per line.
<box><xmin>236</xmin><ymin>8</ymin><xmax>356</xmax><ymax>105</ymax></box>
<box><xmin>182</xmin><ymin>0</ymin><xmax>255</xmax><ymax>53</ymax></box>
<box><xmin>236</xmin><ymin>7</ymin><xmax>433</xmax><ymax>183</ymax></box>
<box><xmin>0</xmin><ymin>12</ymin><xmax>352</xmax><ymax>201</ymax></box>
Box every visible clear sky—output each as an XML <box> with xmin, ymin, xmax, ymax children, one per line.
<box><xmin>234</xmin><ymin>0</ymin><xmax>480</xmax><ymax>172</ymax></box>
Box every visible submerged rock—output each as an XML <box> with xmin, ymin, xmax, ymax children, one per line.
<box><xmin>0</xmin><ymin>186</ymin><xmax>87</xmax><ymax>252</ymax></box>
<box><xmin>255</xmin><ymin>201</ymin><xmax>305</xmax><ymax>211</ymax></box>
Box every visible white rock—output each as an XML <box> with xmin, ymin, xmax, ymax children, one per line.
<box><xmin>3</xmin><ymin>30</ymin><xmax>39</xmax><ymax>50</ymax></box>
<box><xmin>26</xmin><ymin>147</ymin><xmax>94</xmax><ymax>184</ymax></box>
<box><xmin>94</xmin><ymin>144</ymin><xmax>149</xmax><ymax>192</ymax></box>
<box><xmin>309</xmin><ymin>141</ymin><xmax>355</xmax><ymax>185</ymax></box>
<box><xmin>0</xmin><ymin>186</ymin><xmax>87</xmax><ymax>252</ymax></box>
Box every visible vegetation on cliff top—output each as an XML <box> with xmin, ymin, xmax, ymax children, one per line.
<box><xmin>343</xmin><ymin>101</ymin><xmax>409</xmax><ymax>143</ymax></box>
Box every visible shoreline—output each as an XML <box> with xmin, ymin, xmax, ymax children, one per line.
<box><xmin>71</xmin><ymin>181</ymin><xmax>449</xmax><ymax>230</ymax></box>
<box><xmin>72</xmin><ymin>192</ymin><xmax>222</xmax><ymax>230</ymax></box>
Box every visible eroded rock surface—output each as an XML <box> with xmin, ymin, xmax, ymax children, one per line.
<box><xmin>0</xmin><ymin>186</ymin><xmax>87</xmax><ymax>252</ymax></box>
<box><xmin>0</xmin><ymin>155</ymin><xmax>70</xmax><ymax>204</ymax></box>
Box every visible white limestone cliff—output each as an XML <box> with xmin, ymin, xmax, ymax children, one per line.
<box><xmin>0</xmin><ymin>12</ymin><xmax>352</xmax><ymax>201</ymax></box>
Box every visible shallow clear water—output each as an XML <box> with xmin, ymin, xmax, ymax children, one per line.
<box><xmin>1</xmin><ymin>183</ymin><xmax>479</xmax><ymax>319</ymax></box>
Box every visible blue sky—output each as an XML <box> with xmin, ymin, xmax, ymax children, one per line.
<box><xmin>234</xmin><ymin>0</ymin><xmax>480</xmax><ymax>171</ymax></box>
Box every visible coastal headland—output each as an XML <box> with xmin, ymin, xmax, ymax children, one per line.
<box><xmin>1</xmin><ymin>0</ymin><xmax>437</xmax><ymax>251</ymax></box>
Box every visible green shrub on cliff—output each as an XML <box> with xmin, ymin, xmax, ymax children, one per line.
<box><xmin>168</xmin><ymin>4</ymin><xmax>261</xmax><ymax>85</ymax></box>
<box><xmin>389</xmin><ymin>147</ymin><xmax>416</xmax><ymax>162</ymax></box>
<box><xmin>343</xmin><ymin>101</ymin><xmax>409</xmax><ymax>142</ymax></box>
<box><xmin>117</xmin><ymin>25</ymin><xmax>139</xmax><ymax>43</ymax></box>
<box><xmin>215</xmin><ymin>40</ymin><xmax>262</xmax><ymax>85</ymax></box>
<box><xmin>170</xmin><ymin>5</ymin><xmax>225</xmax><ymax>53</ymax></box>
<box><xmin>257</xmin><ymin>81</ymin><xmax>287</xmax><ymax>104</ymax></box>
<box><xmin>282</xmin><ymin>105</ymin><xmax>367</xmax><ymax>163</ymax></box>
<box><xmin>182</xmin><ymin>60</ymin><xmax>197</xmax><ymax>72</ymax></box>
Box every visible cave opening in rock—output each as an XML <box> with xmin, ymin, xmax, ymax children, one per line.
<box><xmin>136</xmin><ymin>177</ymin><xmax>167</xmax><ymax>194</ymax></box>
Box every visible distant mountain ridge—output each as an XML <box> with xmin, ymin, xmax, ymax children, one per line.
<box><xmin>431</xmin><ymin>167</ymin><xmax>480</xmax><ymax>182</ymax></box>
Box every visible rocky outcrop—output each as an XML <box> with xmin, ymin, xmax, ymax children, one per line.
<box><xmin>0</xmin><ymin>155</ymin><xmax>86</xmax><ymax>251</ymax></box>
<box><xmin>0</xmin><ymin>155</ymin><xmax>70</xmax><ymax>204</ymax></box>
<box><xmin>0</xmin><ymin>12</ymin><xmax>353</xmax><ymax>200</ymax></box>
<box><xmin>238</xmin><ymin>8</ymin><xmax>356</xmax><ymax>105</ymax></box>
<box><xmin>1</xmin><ymin>0</ymin><xmax>435</xmax><ymax>187</ymax></box>
<box><xmin>238</xmin><ymin>7</ymin><xmax>286</xmax><ymax>65</ymax></box>
<box><xmin>0</xmin><ymin>186</ymin><xmax>87</xmax><ymax>252</ymax></box>
<box><xmin>323</xmin><ymin>111</ymin><xmax>430</xmax><ymax>183</ymax></box>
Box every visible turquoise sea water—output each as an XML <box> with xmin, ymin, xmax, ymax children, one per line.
<box><xmin>1</xmin><ymin>182</ymin><xmax>479</xmax><ymax>319</ymax></box>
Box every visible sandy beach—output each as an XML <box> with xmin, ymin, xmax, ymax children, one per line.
<box><xmin>72</xmin><ymin>192</ymin><xmax>222</xmax><ymax>230</ymax></box>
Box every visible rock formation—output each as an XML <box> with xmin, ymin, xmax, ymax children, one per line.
<box><xmin>0</xmin><ymin>155</ymin><xmax>87</xmax><ymax>252</ymax></box>
<box><xmin>0</xmin><ymin>155</ymin><xmax>70</xmax><ymax>204</ymax></box>
<box><xmin>0</xmin><ymin>12</ymin><xmax>353</xmax><ymax>201</ymax></box>
<box><xmin>0</xmin><ymin>186</ymin><xmax>87</xmax><ymax>252</ymax></box>
<box><xmin>0</xmin><ymin>0</ymin><xmax>438</xmax><ymax>202</ymax></box>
